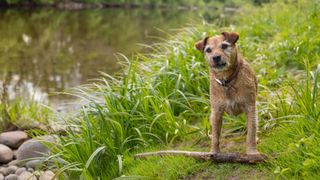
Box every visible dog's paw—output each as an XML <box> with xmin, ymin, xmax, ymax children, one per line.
<box><xmin>246</xmin><ymin>149</ymin><xmax>261</xmax><ymax>156</ymax></box>
<box><xmin>210</xmin><ymin>148</ymin><xmax>220</xmax><ymax>154</ymax></box>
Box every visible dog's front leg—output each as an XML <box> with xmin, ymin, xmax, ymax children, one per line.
<box><xmin>210</xmin><ymin>109</ymin><xmax>223</xmax><ymax>154</ymax></box>
<box><xmin>245</xmin><ymin>104</ymin><xmax>260</xmax><ymax>155</ymax></box>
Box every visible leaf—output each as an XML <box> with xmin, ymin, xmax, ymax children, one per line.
<box><xmin>117</xmin><ymin>155</ymin><xmax>123</xmax><ymax>176</ymax></box>
<box><xmin>274</xmin><ymin>166</ymin><xmax>281</xmax><ymax>174</ymax></box>
<box><xmin>85</xmin><ymin>146</ymin><xmax>106</xmax><ymax>169</ymax></box>
<box><xmin>280</xmin><ymin>168</ymin><xmax>290</xmax><ymax>175</ymax></box>
<box><xmin>303</xmin><ymin>159</ymin><xmax>316</xmax><ymax>167</ymax></box>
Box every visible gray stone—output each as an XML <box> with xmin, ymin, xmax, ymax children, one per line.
<box><xmin>39</xmin><ymin>170</ymin><xmax>55</xmax><ymax>180</ymax></box>
<box><xmin>0</xmin><ymin>144</ymin><xmax>13</xmax><ymax>163</ymax></box>
<box><xmin>8</xmin><ymin>160</ymin><xmax>20</xmax><ymax>167</ymax></box>
<box><xmin>4</xmin><ymin>174</ymin><xmax>19</xmax><ymax>180</ymax></box>
<box><xmin>27</xmin><ymin>168</ymin><xmax>34</xmax><ymax>173</ymax></box>
<box><xmin>19</xmin><ymin>171</ymin><xmax>37</xmax><ymax>180</ymax></box>
<box><xmin>17</xmin><ymin>136</ymin><xmax>54</xmax><ymax>161</ymax></box>
<box><xmin>0</xmin><ymin>131</ymin><xmax>28</xmax><ymax>149</ymax></box>
<box><xmin>15</xmin><ymin>167</ymin><xmax>26</xmax><ymax>175</ymax></box>
<box><xmin>7</xmin><ymin>166</ymin><xmax>18</xmax><ymax>174</ymax></box>
<box><xmin>0</xmin><ymin>167</ymin><xmax>9</xmax><ymax>176</ymax></box>
<box><xmin>26</xmin><ymin>160</ymin><xmax>42</xmax><ymax>170</ymax></box>
<box><xmin>0</xmin><ymin>173</ymin><xmax>4</xmax><ymax>180</ymax></box>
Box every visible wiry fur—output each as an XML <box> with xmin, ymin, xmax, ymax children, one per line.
<box><xmin>195</xmin><ymin>32</ymin><xmax>260</xmax><ymax>155</ymax></box>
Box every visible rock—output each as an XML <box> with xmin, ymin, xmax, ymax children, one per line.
<box><xmin>8</xmin><ymin>160</ymin><xmax>20</xmax><ymax>167</ymax></box>
<box><xmin>19</xmin><ymin>171</ymin><xmax>37</xmax><ymax>180</ymax></box>
<box><xmin>26</xmin><ymin>160</ymin><xmax>42</xmax><ymax>170</ymax></box>
<box><xmin>7</xmin><ymin>166</ymin><xmax>18</xmax><ymax>174</ymax></box>
<box><xmin>0</xmin><ymin>144</ymin><xmax>13</xmax><ymax>163</ymax></box>
<box><xmin>0</xmin><ymin>131</ymin><xmax>28</xmax><ymax>149</ymax></box>
<box><xmin>17</xmin><ymin>136</ymin><xmax>54</xmax><ymax>161</ymax></box>
<box><xmin>15</xmin><ymin>167</ymin><xmax>26</xmax><ymax>175</ymax></box>
<box><xmin>0</xmin><ymin>167</ymin><xmax>9</xmax><ymax>176</ymax></box>
<box><xmin>39</xmin><ymin>170</ymin><xmax>55</xmax><ymax>180</ymax></box>
<box><xmin>4</xmin><ymin>174</ymin><xmax>19</xmax><ymax>180</ymax></box>
<box><xmin>0</xmin><ymin>173</ymin><xmax>4</xmax><ymax>180</ymax></box>
<box><xmin>27</xmin><ymin>168</ymin><xmax>34</xmax><ymax>173</ymax></box>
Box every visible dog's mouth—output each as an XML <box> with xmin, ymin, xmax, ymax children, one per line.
<box><xmin>210</xmin><ymin>62</ymin><xmax>227</xmax><ymax>69</ymax></box>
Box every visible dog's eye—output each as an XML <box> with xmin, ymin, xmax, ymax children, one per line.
<box><xmin>205</xmin><ymin>47</ymin><xmax>212</xmax><ymax>53</ymax></box>
<box><xmin>221</xmin><ymin>43</ymin><xmax>229</xmax><ymax>49</ymax></box>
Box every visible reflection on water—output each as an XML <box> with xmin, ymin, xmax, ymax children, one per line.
<box><xmin>0</xmin><ymin>8</ymin><xmax>227</xmax><ymax>107</ymax></box>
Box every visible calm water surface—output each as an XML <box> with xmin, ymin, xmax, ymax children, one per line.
<box><xmin>0</xmin><ymin>8</ymin><xmax>226</xmax><ymax>109</ymax></box>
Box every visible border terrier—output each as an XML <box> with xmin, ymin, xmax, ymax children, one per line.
<box><xmin>195</xmin><ymin>31</ymin><xmax>260</xmax><ymax>155</ymax></box>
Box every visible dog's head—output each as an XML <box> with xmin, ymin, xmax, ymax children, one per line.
<box><xmin>195</xmin><ymin>32</ymin><xmax>239</xmax><ymax>72</ymax></box>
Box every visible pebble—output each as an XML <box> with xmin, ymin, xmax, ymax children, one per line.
<box><xmin>15</xmin><ymin>167</ymin><xmax>26</xmax><ymax>175</ymax></box>
<box><xmin>0</xmin><ymin>173</ymin><xmax>4</xmax><ymax>180</ymax></box>
<box><xmin>27</xmin><ymin>168</ymin><xmax>34</xmax><ymax>173</ymax></box>
<box><xmin>8</xmin><ymin>160</ymin><xmax>20</xmax><ymax>167</ymax></box>
<box><xmin>19</xmin><ymin>171</ymin><xmax>37</xmax><ymax>180</ymax></box>
<box><xmin>17</xmin><ymin>136</ymin><xmax>53</xmax><ymax>161</ymax></box>
<box><xmin>4</xmin><ymin>174</ymin><xmax>19</xmax><ymax>180</ymax></box>
<box><xmin>7</xmin><ymin>166</ymin><xmax>18</xmax><ymax>174</ymax></box>
<box><xmin>26</xmin><ymin>160</ymin><xmax>42</xmax><ymax>170</ymax></box>
<box><xmin>0</xmin><ymin>167</ymin><xmax>9</xmax><ymax>176</ymax></box>
<box><xmin>0</xmin><ymin>131</ymin><xmax>28</xmax><ymax>149</ymax></box>
<box><xmin>39</xmin><ymin>170</ymin><xmax>55</xmax><ymax>180</ymax></box>
<box><xmin>0</xmin><ymin>144</ymin><xmax>13</xmax><ymax>164</ymax></box>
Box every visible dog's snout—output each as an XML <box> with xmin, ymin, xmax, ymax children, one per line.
<box><xmin>212</xmin><ymin>55</ymin><xmax>221</xmax><ymax>63</ymax></box>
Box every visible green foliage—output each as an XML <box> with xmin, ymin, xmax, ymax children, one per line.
<box><xmin>261</xmin><ymin>65</ymin><xmax>320</xmax><ymax>178</ymax></box>
<box><xmin>51</xmin><ymin>33</ymin><xmax>212</xmax><ymax>178</ymax></box>
<box><xmin>50</xmin><ymin>0</ymin><xmax>320</xmax><ymax>179</ymax></box>
<box><xmin>0</xmin><ymin>96</ymin><xmax>53</xmax><ymax>132</ymax></box>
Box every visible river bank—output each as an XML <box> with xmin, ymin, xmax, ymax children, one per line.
<box><xmin>0</xmin><ymin>0</ymin><xmax>241</xmax><ymax>10</ymax></box>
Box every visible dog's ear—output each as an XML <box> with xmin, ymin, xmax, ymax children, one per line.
<box><xmin>195</xmin><ymin>36</ymin><xmax>209</xmax><ymax>52</ymax></box>
<box><xmin>221</xmin><ymin>32</ymin><xmax>239</xmax><ymax>44</ymax></box>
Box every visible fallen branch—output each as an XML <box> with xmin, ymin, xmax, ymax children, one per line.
<box><xmin>134</xmin><ymin>150</ymin><xmax>267</xmax><ymax>164</ymax></box>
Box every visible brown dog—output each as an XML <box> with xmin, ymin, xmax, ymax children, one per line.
<box><xmin>195</xmin><ymin>32</ymin><xmax>260</xmax><ymax>155</ymax></box>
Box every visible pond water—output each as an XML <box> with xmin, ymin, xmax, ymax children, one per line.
<box><xmin>0</xmin><ymin>8</ymin><xmax>229</xmax><ymax>109</ymax></box>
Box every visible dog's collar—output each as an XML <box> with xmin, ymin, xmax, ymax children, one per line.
<box><xmin>215</xmin><ymin>54</ymin><xmax>242</xmax><ymax>87</ymax></box>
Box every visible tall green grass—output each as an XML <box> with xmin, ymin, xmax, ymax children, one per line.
<box><xmin>51</xmin><ymin>0</ymin><xmax>320</xmax><ymax>179</ymax></box>
<box><xmin>261</xmin><ymin>64</ymin><xmax>320</xmax><ymax>178</ymax></box>
<box><xmin>51</xmin><ymin>32</ymin><xmax>212</xmax><ymax>178</ymax></box>
<box><xmin>0</xmin><ymin>85</ymin><xmax>53</xmax><ymax>132</ymax></box>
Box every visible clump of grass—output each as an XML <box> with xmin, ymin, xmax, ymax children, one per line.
<box><xmin>0</xmin><ymin>97</ymin><xmax>52</xmax><ymax>130</ymax></box>
<box><xmin>51</xmin><ymin>29</ymin><xmax>213</xmax><ymax>178</ymax></box>
<box><xmin>261</xmin><ymin>64</ymin><xmax>320</xmax><ymax>178</ymax></box>
<box><xmin>0</xmin><ymin>80</ymin><xmax>53</xmax><ymax>132</ymax></box>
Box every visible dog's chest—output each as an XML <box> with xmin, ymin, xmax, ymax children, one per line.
<box><xmin>225</xmin><ymin>99</ymin><xmax>237</xmax><ymax>109</ymax></box>
<box><xmin>223</xmin><ymin>99</ymin><xmax>243</xmax><ymax>115</ymax></box>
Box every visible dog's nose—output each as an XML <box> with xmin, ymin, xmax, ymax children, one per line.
<box><xmin>212</xmin><ymin>55</ymin><xmax>221</xmax><ymax>63</ymax></box>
